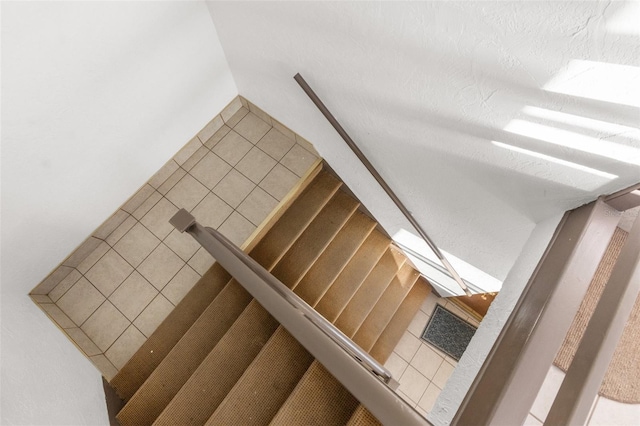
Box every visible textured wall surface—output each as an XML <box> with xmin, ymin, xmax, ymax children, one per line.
<box><xmin>207</xmin><ymin>1</ymin><xmax>639</xmax><ymax>281</ymax></box>
<box><xmin>1</xmin><ymin>2</ymin><xmax>236</xmax><ymax>424</ymax></box>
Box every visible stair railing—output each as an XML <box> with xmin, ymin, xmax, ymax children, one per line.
<box><xmin>294</xmin><ymin>73</ymin><xmax>471</xmax><ymax>296</ymax></box>
<box><xmin>170</xmin><ymin>208</ymin><xmax>429</xmax><ymax>426</ymax></box>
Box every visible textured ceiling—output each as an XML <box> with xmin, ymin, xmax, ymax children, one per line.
<box><xmin>207</xmin><ymin>1</ymin><xmax>639</xmax><ymax>280</ymax></box>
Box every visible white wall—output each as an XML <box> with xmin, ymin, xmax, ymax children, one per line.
<box><xmin>429</xmin><ymin>213</ymin><xmax>563</xmax><ymax>425</ymax></box>
<box><xmin>1</xmin><ymin>2</ymin><xmax>236</xmax><ymax>424</ymax></box>
<box><xmin>206</xmin><ymin>1</ymin><xmax>640</xmax><ymax>282</ymax></box>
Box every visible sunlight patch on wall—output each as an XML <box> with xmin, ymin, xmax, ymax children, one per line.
<box><xmin>605</xmin><ymin>1</ymin><xmax>640</xmax><ymax>36</ymax></box>
<box><xmin>492</xmin><ymin>141</ymin><xmax>617</xmax><ymax>181</ymax></box>
<box><xmin>543</xmin><ymin>60</ymin><xmax>640</xmax><ymax>108</ymax></box>
<box><xmin>504</xmin><ymin>119</ymin><xmax>640</xmax><ymax>166</ymax></box>
<box><xmin>522</xmin><ymin>106</ymin><xmax>640</xmax><ymax>142</ymax></box>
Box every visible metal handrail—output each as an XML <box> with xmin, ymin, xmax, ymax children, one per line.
<box><xmin>170</xmin><ymin>209</ymin><xmax>428</xmax><ymax>426</ymax></box>
<box><xmin>294</xmin><ymin>73</ymin><xmax>471</xmax><ymax>296</ymax></box>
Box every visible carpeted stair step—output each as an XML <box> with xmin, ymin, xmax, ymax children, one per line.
<box><xmin>116</xmin><ymin>171</ymin><xmax>341</xmax><ymax>426</ymax></box>
<box><xmin>116</xmin><ymin>280</ymin><xmax>253</xmax><ymax>426</ymax></box>
<box><xmin>269</xmin><ymin>360</ymin><xmax>360</xmax><ymax>426</ymax></box>
<box><xmin>334</xmin><ymin>246</ymin><xmax>407</xmax><ymax>338</ymax></box>
<box><xmin>151</xmin><ymin>191</ymin><xmax>356</xmax><ymax>425</ymax></box>
<box><xmin>353</xmin><ymin>262</ymin><xmax>421</xmax><ymax>351</ymax></box>
<box><xmin>370</xmin><ymin>277</ymin><xmax>431</xmax><ymax>363</ymax></box>
<box><xmin>270</xmin><ymin>189</ymin><xmax>359</xmax><ymax>289</ymax></box>
<box><xmin>295</xmin><ymin>211</ymin><xmax>376</xmax><ymax>307</ymax></box>
<box><xmin>205</xmin><ymin>327</ymin><xmax>315</xmax><ymax>426</ymax></box>
<box><xmin>250</xmin><ymin>171</ymin><xmax>341</xmax><ymax>270</ymax></box>
<box><xmin>346</xmin><ymin>405</ymin><xmax>382</xmax><ymax>426</ymax></box>
<box><xmin>153</xmin><ymin>300</ymin><xmax>280</xmax><ymax>426</ymax></box>
<box><xmin>109</xmin><ymin>262</ymin><xmax>231</xmax><ymax>401</ymax></box>
<box><xmin>315</xmin><ymin>230</ymin><xmax>390</xmax><ymax>322</ymax></box>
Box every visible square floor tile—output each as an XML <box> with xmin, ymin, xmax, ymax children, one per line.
<box><xmin>90</xmin><ymin>355</ymin><xmax>119</xmax><ymax>381</ymax></box>
<box><xmin>190</xmin><ymin>151</ymin><xmax>232</xmax><ymax>190</ymax></box>
<box><xmin>133</xmin><ymin>294</ymin><xmax>174</xmax><ymax>337</ymax></box>
<box><xmin>384</xmin><ymin>352</ymin><xmax>409</xmax><ymax>379</ymax></box>
<box><xmin>235</xmin><ymin>147</ymin><xmax>277</xmax><ymax>184</ymax></box>
<box><xmin>281</xmin><ymin>144</ymin><xmax>318</xmax><ymax>177</ymax></box>
<box><xmin>164</xmin><ymin>229</ymin><xmax>201</xmax><ymax>262</ymax></box>
<box><xmin>188</xmin><ymin>248</ymin><xmax>216</xmax><ymax>276</ymax></box>
<box><xmin>109</xmin><ymin>272</ymin><xmax>158</xmax><ymax>321</ymax></box>
<box><xmin>218</xmin><ymin>211</ymin><xmax>257</xmax><ymax>247</ymax></box>
<box><xmin>114</xmin><ymin>223</ymin><xmax>160</xmax><ymax>268</ymax></box>
<box><xmin>418</xmin><ymin>382</ymin><xmax>442</xmax><ymax>413</ymax></box>
<box><xmin>212</xmin><ymin>130</ymin><xmax>253</xmax><ymax>166</ymax></box>
<box><xmin>398</xmin><ymin>365</ymin><xmax>430</xmax><ymax>403</ymax></box>
<box><xmin>213</xmin><ymin>169</ymin><xmax>255</xmax><ymax>208</ymax></box>
<box><xmin>237</xmin><ymin>187</ymin><xmax>279</xmax><ymax>226</ymax></box>
<box><xmin>81</xmin><ymin>301</ymin><xmax>130</xmax><ymax>352</ymax></box>
<box><xmin>57</xmin><ymin>277</ymin><xmax>105</xmax><ymax>326</ymax></box>
<box><xmin>140</xmin><ymin>197</ymin><xmax>179</xmax><ymax>240</ymax></box>
<box><xmin>408</xmin><ymin>309</ymin><xmax>430</xmax><ymax>338</ymax></box>
<box><xmin>257</xmin><ymin>128</ymin><xmax>296</xmax><ymax>161</ymax></box>
<box><xmin>203</xmin><ymin>125</ymin><xmax>231</xmax><ymax>150</ymax></box>
<box><xmin>67</xmin><ymin>327</ymin><xmax>102</xmax><ymax>357</ymax></box>
<box><xmin>165</xmin><ymin>173</ymin><xmax>209</xmax><ymax>212</ymax></box>
<box><xmin>259</xmin><ymin>164</ymin><xmax>300</xmax><ymax>201</ymax></box>
<box><xmin>192</xmin><ymin>193</ymin><xmax>233</xmax><ymax>229</ymax></box>
<box><xmin>420</xmin><ymin>292</ymin><xmax>439</xmax><ymax>315</ymax></box>
<box><xmin>49</xmin><ymin>269</ymin><xmax>82</xmax><ymax>302</ymax></box>
<box><xmin>41</xmin><ymin>303</ymin><xmax>75</xmax><ymax>328</ymax></box>
<box><xmin>77</xmin><ymin>241</ymin><xmax>110</xmax><ymax>274</ymax></box>
<box><xmin>162</xmin><ymin>265</ymin><xmax>201</xmax><ymax>305</ymax></box>
<box><xmin>137</xmin><ymin>244</ymin><xmax>184</xmax><ymax>290</ymax></box>
<box><xmin>411</xmin><ymin>344</ymin><xmax>444</xmax><ymax>380</ymax></box>
<box><xmin>105</xmin><ymin>325</ymin><xmax>146</xmax><ymax>369</ymax></box>
<box><xmin>233</xmin><ymin>112</ymin><xmax>271</xmax><ymax>144</ymax></box>
<box><xmin>86</xmin><ymin>249</ymin><xmax>134</xmax><ymax>297</ymax></box>
<box><xmin>431</xmin><ymin>359</ymin><xmax>455</xmax><ymax>388</ymax></box>
<box><xmin>394</xmin><ymin>331</ymin><xmax>422</xmax><ymax>362</ymax></box>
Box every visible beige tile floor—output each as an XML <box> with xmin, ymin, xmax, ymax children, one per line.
<box><xmin>386</xmin><ymin>291</ymin><xmax>481</xmax><ymax>417</ymax></box>
<box><xmin>32</xmin><ymin>97</ymin><xmax>319</xmax><ymax>380</ymax></box>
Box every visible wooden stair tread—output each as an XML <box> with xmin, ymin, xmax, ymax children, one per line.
<box><xmin>154</xmin><ymin>300</ymin><xmax>280</xmax><ymax>426</ymax></box>
<box><xmin>334</xmin><ymin>246</ymin><xmax>407</xmax><ymax>338</ymax></box>
<box><xmin>205</xmin><ymin>327</ymin><xmax>314</xmax><ymax>426</ymax></box>
<box><xmin>270</xmin><ymin>360</ymin><xmax>359</xmax><ymax>426</ymax></box>
<box><xmin>116</xmin><ymin>280</ymin><xmax>252</xmax><ymax>426</ymax></box>
<box><xmin>295</xmin><ymin>211</ymin><xmax>376</xmax><ymax>307</ymax></box>
<box><xmin>109</xmin><ymin>262</ymin><xmax>230</xmax><ymax>401</ymax></box>
<box><xmin>270</xmin><ymin>190</ymin><xmax>359</xmax><ymax>290</ymax></box>
<box><xmin>370</xmin><ymin>277</ymin><xmax>431</xmax><ymax>363</ymax></box>
<box><xmin>250</xmin><ymin>171</ymin><xmax>341</xmax><ymax>270</ymax></box>
<box><xmin>315</xmin><ymin>230</ymin><xmax>389</xmax><ymax>322</ymax></box>
<box><xmin>353</xmin><ymin>262</ymin><xmax>420</xmax><ymax>351</ymax></box>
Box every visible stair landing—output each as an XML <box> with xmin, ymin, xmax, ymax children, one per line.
<box><xmin>29</xmin><ymin>96</ymin><xmax>321</xmax><ymax>380</ymax></box>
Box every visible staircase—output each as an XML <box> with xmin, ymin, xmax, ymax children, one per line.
<box><xmin>110</xmin><ymin>168</ymin><xmax>431</xmax><ymax>425</ymax></box>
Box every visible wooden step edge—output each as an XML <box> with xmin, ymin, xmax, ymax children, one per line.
<box><xmin>369</xmin><ymin>278</ymin><xmax>432</xmax><ymax>364</ymax></box>
<box><xmin>333</xmin><ymin>247</ymin><xmax>408</xmax><ymax>333</ymax></box>
<box><xmin>304</xmin><ymin>216</ymin><xmax>378</xmax><ymax>308</ymax></box>
<box><xmin>354</xmin><ymin>265</ymin><xmax>422</xmax><ymax>352</ymax></box>
<box><xmin>287</xmin><ymin>196</ymin><xmax>361</xmax><ymax>292</ymax></box>
<box><xmin>242</xmin><ymin>158</ymin><xmax>323</xmax><ymax>254</ymax></box>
